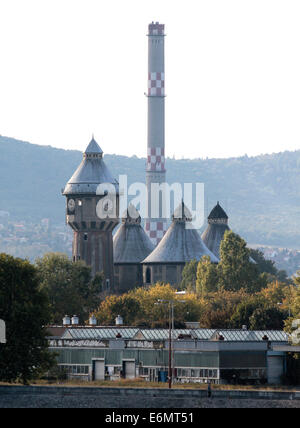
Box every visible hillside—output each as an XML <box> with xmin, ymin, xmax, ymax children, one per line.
<box><xmin>1</xmin><ymin>135</ymin><xmax>300</xmax><ymax>248</ymax></box>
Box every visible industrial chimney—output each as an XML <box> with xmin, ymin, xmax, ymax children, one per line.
<box><xmin>145</xmin><ymin>22</ymin><xmax>167</xmax><ymax>246</ymax></box>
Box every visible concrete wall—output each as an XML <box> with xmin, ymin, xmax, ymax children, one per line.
<box><xmin>0</xmin><ymin>385</ymin><xmax>299</xmax><ymax>409</ymax></box>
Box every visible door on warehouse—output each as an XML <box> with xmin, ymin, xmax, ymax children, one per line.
<box><xmin>123</xmin><ymin>360</ymin><xmax>136</xmax><ymax>379</ymax></box>
<box><xmin>93</xmin><ymin>359</ymin><xmax>105</xmax><ymax>381</ymax></box>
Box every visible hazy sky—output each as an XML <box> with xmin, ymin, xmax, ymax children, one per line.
<box><xmin>0</xmin><ymin>0</ymin><xmax>300</xmax><ymax>159</ymax></box>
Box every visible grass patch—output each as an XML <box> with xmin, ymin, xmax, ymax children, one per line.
<box><xmin>1</xmin><ymin>378</ymin><xmax>298</xmax><ymax>391</ymax></box>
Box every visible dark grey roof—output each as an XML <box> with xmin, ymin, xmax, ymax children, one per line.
<box><xmin>63</xmin><ymin>138</ymin><xmax>118</xmax><ymax>195</ymax></box>
<box><xmin>114</xmin><ymin>206</ymin><xmax>154</xmax><ymax>264</ymax></box>
<box><xmin>142</xmin><ymin>203</ymin><xmax>219</xmax><ymax>264</ymax></box>
<box><xmin>202</xmin><ymin>223</ymin><xmax>230</xmax><ymax>259</ymax></box>
<box><xmin>208</xmin><ymin>202</ymin><xmax>228</xmax><ymax>220</ymax></box>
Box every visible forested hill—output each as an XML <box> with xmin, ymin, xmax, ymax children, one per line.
<box><xmin>1</xmin><ymin>135</ymin><xmax>300</xmax><ymax>248</ymax></box>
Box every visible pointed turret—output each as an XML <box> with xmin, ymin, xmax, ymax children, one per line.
<box><xmin>201</xmin><ymin>202</ymin><xmax>230</xmax><ymax>259</ymax></box>
<box><xmin>114</xmin><ymin>205</ymin><xmax>154</xmax><ymax>264</ymax></box>
<box><xmin>202</xmin><ymin>202</ymin><xmax>256</xmax><ymax>264</ymax></box>
<box><xmin>63</xmin><ymin>137</ymin><xmax>118</xmax><ymax>195</ymax></box>
<box><xmin>142</xmin><ymin>202</ymin><xmax>218</xmax><ymax>286</ymax></box>
<box><xmin>62</xmin><ymin>138</ymin><xmax>119</xmax><ymax>286</ymax></box>
<box><xmin>113</xmin><ymin>205</ymin><xmax>155</xmax><ymax>293</ymax></box>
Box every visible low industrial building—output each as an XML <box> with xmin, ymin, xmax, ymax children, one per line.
<box><xmin>47</xmin><ymin>326</ymin><xmax>294</xmax><ymax>385</ymax></box>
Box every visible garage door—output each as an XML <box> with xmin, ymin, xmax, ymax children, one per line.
<box><xmin>94</xmin><ymin>360</ymin><xmax>105</xmax><ymax>381</ymax></box>
<box><xmin>268</xmin><ymin>356</ymin><xmax>283</xmax><ymax>384</ymax></box>
<box><xmin>124</xmin><ymin>361</ymin><xmax>135</xmax><ymax>379</ymax></box>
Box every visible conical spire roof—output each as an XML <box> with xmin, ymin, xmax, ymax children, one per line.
<box><xmin>173</xmin><ymin>200</ymin><xmax>193</xmax><ymax>222</ymax></box>
<box><xmin>121</xmin><ymin>204</ymin><xmax>141</xmax><ymax>225</ymax></box>
<box><xmin>202</xmin><ymin>202</ymin><xmax>230</xmax><ymax>258</ymax></box>
<box><xmin>208</xmin><ymin>202</ymin><xmax>228</xmax><ymax>221</ymax></box>
<box><xmin>113</xmin><ymin>205</ymin><xmax>154</xmax><ymax>264</ymax></box>
<box><xmin>85</xmin><ymin>137</ymin><xmax>103</xmax><ymax>155</ymax></box>
<box><xmin>63</xmin><ymin>138</ymin><xmax>118</xmax><ymax>195</ymax></box>
<box><xmin>143</xmin><ymin>202</ymin><xmax>219</xmax><ymax>264</ymax></box>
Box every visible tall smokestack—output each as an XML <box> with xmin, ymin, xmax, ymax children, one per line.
<box><xmin>145</xmin><ymin>22</ymin><xmax>167</xmax><ymax>246</ymax></box>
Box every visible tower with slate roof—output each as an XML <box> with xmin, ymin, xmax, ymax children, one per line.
<box><xmin>201</xmin><ymin>202</ymin><xmax>230</xmax><ymax>259</ymax></box>
<box><xmin>63</xmin><ymin>138</ymin><xmax>119</xmax><ymax>289</ymax></box>
<box><xmin>113</xmin><ymin>204</ymin><xmax>154</xmax><ymax>293</ymax></box>
<box><xmin>142</xmin><ymin>201</ymin><xmax>219</xmax><ymax>286</ymax></box>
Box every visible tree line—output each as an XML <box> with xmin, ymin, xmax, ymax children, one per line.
<box><xmin>0</xmin><ymin>230</ymin><xmax>299</xmax><ymax>383</ymax></box>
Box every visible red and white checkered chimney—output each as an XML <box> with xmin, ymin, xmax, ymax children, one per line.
<box><xmin>145</xmin><ymin>22</ymin><xmax>167</xmax><ymax>246</ymax></box>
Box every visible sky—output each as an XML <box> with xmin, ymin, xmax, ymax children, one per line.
<box><xmin>0</xmin><ymin>0</ymin><xmax>300</xmax><ymax>159</ymax></box>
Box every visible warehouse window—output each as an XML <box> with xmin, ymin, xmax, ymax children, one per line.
<box><xmin>59</xmin><ymin>365</ymin><xmax>89</xmax><ymax>375</ymax></box>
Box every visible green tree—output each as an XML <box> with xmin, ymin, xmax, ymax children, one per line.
<box><xmin>249</xmin><ymin>306</ymin><xmax>286</xmax><ymax>330</ymax></box>
<box><xmin>218</xmin><ymin>231</ymin><xmax>267</xmax><ymax>292</ymax></box>
<box><xmin>199</xmin><ymin>290</ymin><xmax>247</xmax><ymax>329</ymax></box>
<box><xmin>181</xmin><ymin>259</ymin><xmax>198</xmax><ymax>292</ymax></box>
<box><xmin>0</xmin><ymin>254</ymin><xmax>55</xmax><ymax>384</ymax></box>
<box><xmin>36</xmin><ymin>253</ymin><xmax>103</xmax><ymax>324</ymax></box>
<box><xmin>196</xmin><ymin>256</ymin><xmax>219</xmax><ymax>296</ymax></box>
<box><xmin>230</xmin><ymin>296</ymin><xmax>265</xmax><ymax>329</ymax></box>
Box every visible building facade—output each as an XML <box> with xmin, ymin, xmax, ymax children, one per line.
<box><xmin>48</xmin><ymin>327</ymin><xmax>290</xmax><ymax>385</ymax></box>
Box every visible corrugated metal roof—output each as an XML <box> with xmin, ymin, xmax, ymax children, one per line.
<box><xmin>61</xmin><ymin>328</ymin><xmax>139</xmax><ymax>340</ymax></box>
<box><xmin>213</xmin><ymin>330</ymin><xmax>289</xmax><ymax>342</ymax></box>
<box><xmin>60</xmin><ymin>328</ymin><xmax>289</xmax><ymax>342</ymax></box>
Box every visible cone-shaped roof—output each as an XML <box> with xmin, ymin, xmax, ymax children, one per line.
<box><xmin>202</xmin><ymin>202</ymin><xmax>230</xmax><ymax>258</ymax></box>
<box><xmin>63</xmin><ymin>138</ymin><xmax>118</xmax><ymax>195</ymax></box>
<box><xmin>114</xmin><ymin>205</ymin><xmax>155</xmax><ymax>264</ymax></box>
<box><xmin>202</xmin><ymin>223</ymin><xmax>230</xmax><ymax>259</ymax></box>
<box><xmin>85</xmin><ymin>137</ymin><xmax>103</xmax><ymax>155</ymax></box>
<box><xmin>143</xmin><ymin>203</ymin><xmax>219</xmax><ymax>264</ymax></box>
<box><xmin>208</xmin><ymin>202</ymin><xmax>228</xmax><ymax>221</ymax></box>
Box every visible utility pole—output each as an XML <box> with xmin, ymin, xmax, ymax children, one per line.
<box><xmin>157</xmin><ymin>295</ymin><xmax>186</xmax><ymax>389</ymax></box>
<box><xmin>168</xmin><ymin>303</ymin><xmax>172</xmax><ymax>389</ymax></box>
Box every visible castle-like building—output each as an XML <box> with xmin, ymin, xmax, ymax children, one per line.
<box><xmin>62</xmin><ymin>22</ymin><xmax>244</xmax><ymax>293</ymax></box>
<box><xmin>63</xmin><ymin>138</ymin><xmax>119</xmax><ymax>291</ymax></box>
